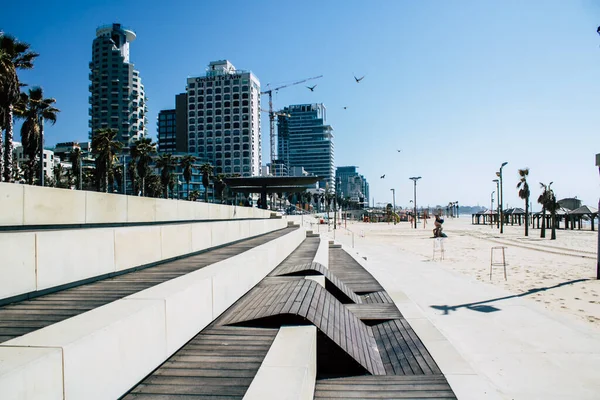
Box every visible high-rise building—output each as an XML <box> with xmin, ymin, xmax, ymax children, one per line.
<box><xmin>89</xmin><ymin>23</ymin><xmax>148</xmax><ymax>145</ymax></box>
<box><xmin>336</xmin><ymin>166</ymin><xmax>369</xmax><ymax>207</ymax></box>
<box><xmin>277</xmin><ymin>103</ymin><xmax>334</xmax><ymax>190</ymax></box>
<box><xmin>186</xmin><ymin>60</ymin><xmax>261</xmax><ymax>176</ymax></box>
<box><xmin>157</xmin><ymin>93</ymin><xmax>188</xmax><ymax>153</ymax></box>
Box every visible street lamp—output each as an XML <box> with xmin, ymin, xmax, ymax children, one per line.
<box><xmin>499</xmin><ymin>162</ymin><xmax>508</xmax><ymax>234</ymax></box>
<box><xmin>409</xmin><ymin>177</ymin><xmax>421</xmax><ymax>229</ymax></box>
<box><xmin>493</xmin><ymin>178</ymin><xmax>499</xmax><ymax>228</ymax></box>
<box><xmin>595</xmin><ymin>152</ymin><xmax>599</xmax><ymax>279</ymax></box>
<box><xmin>490</xmin><ymin>191</ymin><xmax>495</xmax><ymax>227</ymax></box>
<box><xmin>390</xmin><ymin>188</ymin><xmax>396</xmax><ymax>224</ymax></box>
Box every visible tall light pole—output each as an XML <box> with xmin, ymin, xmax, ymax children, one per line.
<box><xmin>595</xmin><ymin>153</ymin><xmax>599</xmax><ymax>279</ymax></box>
<box><xmin>490</xmin><ymin>191</ymin><xmax>495</xmax><ymax>227</ymax></box>
<box><xmin>499</xmin><ymin>162</ymin><xmax>508</xmax><ymax>234</ymax></box>
<box><xmin>409</xmin><ymin>177</ymin><xmax>421</xmax><ymax>229</ymax></box>
<box><xmin>493</xmin><ymin>178</ymin><xmax>499</xmax><ymax>228</ymax></box>
<box><xmin>390</xmin><ymin>188</ymin><xmax>396</xmax><ymax>224</ymax></box>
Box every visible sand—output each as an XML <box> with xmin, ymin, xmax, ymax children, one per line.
<box><xmin>321</xmin><ymin>216</ymin><xmax>600</xmax><ymax>327</ymax></box>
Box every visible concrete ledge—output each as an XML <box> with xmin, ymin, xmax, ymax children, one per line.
<box><xmin>2</xmin><ymin>299</ymin><xmax>167</xmax><ymax>400</ymax></box>
<box><xmin>0</xmin><ymin>225</ymin><xmax>305</xmax><ymax>400</ymax></box>
<box><xmin>0</xmin><ymin>182</ymin><xmax>274</xmax><ymax>227</ymax></box>
<box><xmin>1</xmin><ymin>218</ymin><xmax>288</xmax><ymax>303</ymax></box>
<box><xmin>0</xmin><ymin>347</ymin><xmax>63</xmax><ymax>400</ymax></box>
<box><xmin>312</xmin><ymin>237</ymin><xmax>329</xmax><ymax>269</ymax></box>
<box><xmin>244</xmin><ymin>325</ymin><xmax>317</xmax><ymax>400</ymax></box>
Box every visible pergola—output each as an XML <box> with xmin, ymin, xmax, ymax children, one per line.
<box><xmin>567</xmin><ymin>205</ymin><xmax>598</xmax><ymax>231</ymax></box>
<box><xmin>504</xmin><ymin>208</ymin><xmax>525</xmax><ymax>226</ymax></box>
<box><xmin>472</xmin><ymin>210</ymin><xmax>498</xmax><ymax>225</ymax></box>
<box><xmin>223</xmin><ymin>176</ymin><xmax>321</xmax><ymax>210</ymax></box>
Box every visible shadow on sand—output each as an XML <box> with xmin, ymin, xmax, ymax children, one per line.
<box><xmin>430</xmin><ymin>278</ymin><xmax>590</xmax><ymax>315</ymax></box>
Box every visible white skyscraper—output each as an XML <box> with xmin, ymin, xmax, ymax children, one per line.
<box><xmin>89</xmin><ymin>23</ymin><xmax>148</xmax><ymax>145</ymax></box>
<box><xmin>186</xmin><ymin>60</ymin><xmax>261</xmax><ymax>176</ymax></box>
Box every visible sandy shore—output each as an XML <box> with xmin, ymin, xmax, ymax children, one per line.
<box><xmin>322</xmin><ymin>216</ymin><xmax>600</xmax><ymax>327</ymax></box>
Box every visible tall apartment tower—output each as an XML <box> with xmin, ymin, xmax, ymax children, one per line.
<box><xmin>186</xmin><ymin>60</ymin><xmax>261</xmax><ymax>176</ymax></box>
<box><xmin>89</xmin><ymin>23</ymin><xmax>148</xmax><ymax>145</ymax></box>
<box><xmin>277</xmin><ymin>103</ymin><xmax>334</xmax><ymax>190</ymax></box>
<box><xmin>157</xmin><ymin>93</ymin><xmax>188</xmax><ymax>153</ymax></box>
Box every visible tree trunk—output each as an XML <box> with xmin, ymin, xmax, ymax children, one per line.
<box><xmin>551</xmin><ymin>212</ymin><xmax>556</xmax><ymax>240</ymax></box>
<box><xmin>187</xmin><ymin>180</ymin><xmax>190</xmax><ymax>200</ymax></box>
<box><xmin>524</xmin><ymin>198</ymin><xmax>529</xmax><ymax>236</ymax></box>
<box><xmin>540</xmin><ymin>206</ymin><xmax>546</xmax><ymax>238</ymax></box>
<box><xmin>39</xmin><ymin>118</ymin><xmax>45</xmax><ymax>186</ymax></box>
<box><xmin>3</xmin><ymin>106</ymin><xmax>15</xmax><ymax>182</ymax></box>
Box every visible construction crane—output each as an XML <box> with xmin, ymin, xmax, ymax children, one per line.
<box><xmin>261</xmin><ymin>75</ymin><xmax>323</xmax><ymax>166</ymax></box>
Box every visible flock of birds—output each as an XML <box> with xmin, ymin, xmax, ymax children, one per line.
<box><xmin>303</xmin><ymin>73</ymin><xmax>401</xmax><ymax>181</ymax></box>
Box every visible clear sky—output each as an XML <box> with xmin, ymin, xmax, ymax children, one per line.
<box><xmin>2</xmin><ymin>0</ymin><xmax>599</xmax><ymax>209</ymax></box>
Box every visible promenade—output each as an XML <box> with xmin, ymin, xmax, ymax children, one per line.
<box><xmin>321</xmin><ymin>217</ymin><xmax>600</xmax><ymax>399</ymax></box>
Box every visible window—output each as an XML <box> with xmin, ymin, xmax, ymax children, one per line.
<box><xmin>206</xmin><ymin>88</ymin><xmax>213</xmax><ymax>94</ymax></box>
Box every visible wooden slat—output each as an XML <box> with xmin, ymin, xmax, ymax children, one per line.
<box><xmin>314</xmin><ymin>375</ymin><xmax>457</xmax><ymax>399</ymax></box>
<box><xmin>0</xmin><ymin>227</ymin><xmax>295</xmax><ymax>344</ymax></box>
<box><xmin>346</xmin><ymin>303</ymin><xmax>403</xmax><ymax>320</ymax></box>
<box><xmin>328</xmin><ymin>248</ymin><xmax>384</xmax><ymax>293</ymax></box>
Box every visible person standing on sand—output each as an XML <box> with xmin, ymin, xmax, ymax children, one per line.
<box><xmin>433</xmin><ymin>215</ymin><xmax>444</xmax><ymax>237</ymax></box>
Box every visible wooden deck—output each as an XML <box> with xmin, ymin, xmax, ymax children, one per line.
<box><xmin>123</xmin><ymin>326</ymin><xmax>277</xmax><ymax>399</ymax></box>
<box><xmin>345</xmin><ymin>303</ymin><xmax>403</xmax><ymax>321</ymax></box>
<box><xmin>275</xmin><ymin>235</ymin><xmax>319</xmax><ymax>267</ymax></box>
<box><xmin>220</xmin><ymin>279</ymin><xmax>386</xmax><ymax>376</ymax></box>
<box><xmin>271</xmin><ymin>261</ymin><xmax>362</xmax><ymax>304</ymax></box>
<box><xmin>314</xmin><ymin>375</ymin><xmax>457</xmax><ymax>399</ymax></box>
<box><xmin>361</xmin><ymin>290</ymin><xmax>394</xmax><ymax>304</ymax></box>
<box><xmin>329</xmin><ymin>247</ymin><xmax>384</xmax><ymax>293</ymax></box>
<box><xmin>0</xmin><ymin>227</ymin><xmax>295</xmax><ymax>344</ymax></box>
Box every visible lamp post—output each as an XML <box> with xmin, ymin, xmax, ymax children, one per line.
<box><xmin>499</xmin><ymin>162</ymin><xmax>508</xmax><ymax>234</ymax></box>
<box><xmin>596</xmin><ymin>153</ymin><xmax>599</xmax><ymax>279</ymax></box>
<box><xmin>493</xmin><ymin>178</ymin><xmax>499</xmax><ymax>228</ymax></box>
<box><xmin>490</xmin><ymin>191</ymin><xmax>495</xmax><ymax>227</ymax></box>
<box><xmin>455</xmin><ymin>201</ymin><xmax>459</xmax><ymax>218</ymax></box>
<box><xmin>390</xmin><ymin>188</ymin><xmax>396</xmax><ymax>225</ymax></box>
<box><xmin>409</xmin><ymin>177</ymin><xmax>421</xmax><ymax>229</ymax></box>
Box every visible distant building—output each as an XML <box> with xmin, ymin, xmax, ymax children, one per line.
<box><xmin>12</xmin><ymin>143</ymin><xmax>55</xmax><ymax>179</ymax></box>
<box><xmin>336</xmin><ymin>166</ymin><xmax>369</xmax><ymax>207</ymax></box>
<box><xmin>186</xmin><ymin>60</ymin><xmax>261</xmax><ymax>176</ymax></box>
<box><xmin>89</xmin><ymin>23</ymin><xmax>148</xmax><ymax>145</ymax></box>
<box><xmin>157</xmin><ymin>93</ymin><xmax>188</xmax><ymax>153</ymax></box>
<box><xmin>54</xmin><ymin>141</ymin><xmax>92</xmax><ymax>161</ymax></box>
<box><xmin>558</xmin><ymin>198</ymin><xmax>582</xmax><ymax>210</ymax></box>
<box><xmin>277</xmin><ymin>103</ymin><xmax>334</xmax><ymax>190</ymax></box>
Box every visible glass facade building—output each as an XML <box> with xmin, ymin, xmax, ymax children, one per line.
<box><xmin>277</xmin><ymin>104</ymin><xmax>334</xmax><ymax>190</ymax></box>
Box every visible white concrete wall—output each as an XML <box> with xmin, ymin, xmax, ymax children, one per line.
<box><xmin>0</xmin><ymin>218</ymin><xmax>288</xmax><ymax>302</ymax></box>
<box><xmin>0</xmin><ymin>226</ymin><xmax>305</xmax><ymax>400</ymax></box>
<box><xmin>312</xmin><ymin>237</ymin><xmax>329</xmax><ymax>269</ymax></box>
<box><xmin>244</xmin><ymin>325</ymin><xmax>317</xmax><ymax>400</ymax></box>
<box><xmin>0</xmin><ymin>182</ymin><xmax>273</xmax><ymax>227</ymax></box>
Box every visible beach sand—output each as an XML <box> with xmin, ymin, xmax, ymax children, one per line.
<box><xmin>328</xmin><ymin>216</ymin><xmax>600</xmax><ymax>327</ymax></box>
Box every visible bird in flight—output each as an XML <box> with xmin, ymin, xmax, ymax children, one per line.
<box><xmin>397</xmin><ymin>149</ymin><xmax>402</xmax><ymax>152</ymax></box>
<box><xmin>380</xmin><ymin>174</ymin><xmax>386</xmax><ymax>179</ymax></box>
<box><xmin>306</xmin><ymin>85</ymin><xmax>317</xmax><ymax>92</ymax></box>
<box><xmin>343</xmin><ymin>106</ymin><xmax>348</xmax><ymax>110</ymax></box>
<box><xmin>354</xmin><ymin>74</ymin><xmax>365</xmax><ymax>83</ymax></box>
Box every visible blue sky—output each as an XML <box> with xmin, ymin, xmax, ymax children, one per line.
<box><xmin>2</xmin><ymin>0</ymin><xmax>599</xmax><ymax>209</ymax></box>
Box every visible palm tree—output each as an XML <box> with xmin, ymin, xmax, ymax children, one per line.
<box><xmin>213</xmin><ymin>174</ymin><xmax>227</xmax><ymax>203</ymax></box>
<box><xmin>91</xmin><ymin>128</ymin><xmax>122</xmax><ymax>192</ymax></box>
<box><xmin>16</xmin><ymin>87</ymin><xmax>59</xmax><ymax>185</ymax></box>
<box><xmin>155</xmin><ymin>153</ymin><xmax>175</xmax><ymax>199</ymax></box>
<box><xmin>69</xmin><ymin>147</ymin><xmax>82</xmax><ymax>189</ymax></box>
<box><xmin>537</xmin><ymin>182</ymin><xmax>553</xmax><ymax>239</ymax></box>
<box><xmin>112</xmin><ymin>164</ymin><xmax>123</xmax><ymax>194</ymax></box>
<box><xmin>516</xmin><ymin>168</ymin><xmax>531</xmax><ymax>236</ymax></box>
<box><xmin>538</xmin><ymin>183</ymin><xmax>558</xmax><ymax>240</ymax></box>
<box><xmin>127</xmin><ymin>159</ymin><xmax>138</xmax><ymax>195</ymax></box>
<box><xmin>130</xmin><ymin>137</ymin><xmax>156</xmax><ymax>196</ymax></box>
<box><xmin>180</xmin><ymin>154</ymin><xmax>196</xmax><ymax>200</ymax></box>
<box><xmin>199</xmin><ymin>162</ymin><xmax>214</xmax><ymax>203</ymax></box>
<box><xmin>0</xmin><ymin>34</ymin><xmax>38</xmax><ymax>182</ymax></box>
<box><xmin>145</xmin><ymin>173</ymin><xmax>163</xmax><ymax>198</ymax></box>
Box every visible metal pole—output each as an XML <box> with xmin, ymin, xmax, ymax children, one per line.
<box><xmin>39</xmin><ymin>118</ymin><xmax>44</xmax><ymax>186</ymax></box>
<box><xmin>79</xmin><ymin>157</ymin><xmax>83</xmax><ymax>190</ymax></box>
<box><xmin>391</xmin><ymin>188</ymin><xmax>396</xmax><ymax>225</ymax></box>
<box><xmin>499</xmin><ymin>162</ymin><xmax>507</xmax><ymax>234</ymax></box>
<box><xmin>410</xmin><ymin>177</ymin><xmax>421</xmax><ymax>229</ymax></box>
<box><xmin>490</xmin><ymin>191</ymin><xmax>495</xmax><ymax>227</ymax></box>
<box><xmin>123</xmin><ymin>156</ymin><xmax>126</xmax><ymax>195</ymax></box>
<box><xmin>596</xmin><ymin>153</ymin><xmax>600</xmax><ymax>279</ymax></box>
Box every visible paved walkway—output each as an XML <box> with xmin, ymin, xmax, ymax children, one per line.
<box><xmin>324</xmin><ymin>227</ymin><xmax>600</xmax><ymax>400</ymax></box>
